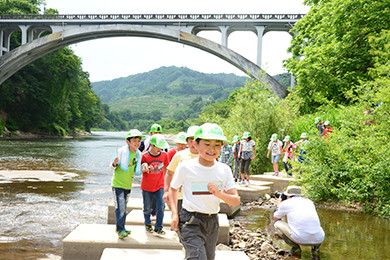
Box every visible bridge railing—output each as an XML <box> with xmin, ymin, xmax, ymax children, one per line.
<box><xmin>0</xmin><ymin>13</ymin><xmax>305</xmax><ymax>20</ymax></box>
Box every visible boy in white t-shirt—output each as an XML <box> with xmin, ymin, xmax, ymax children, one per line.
<box><xmin>169</xmin><ymin>123</ymin><xmax>240</xmax><ymax>260</ymax></box>
<box><xmin>267</xmin><ymin>133</ymin><xmax>283</xmax><ymax>176</ymax></box>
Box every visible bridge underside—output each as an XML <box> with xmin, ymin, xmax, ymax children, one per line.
<box><xmin>0</xmin><ymin>24</ymin><xmax>286</xmax><ymax>98</ymax></box>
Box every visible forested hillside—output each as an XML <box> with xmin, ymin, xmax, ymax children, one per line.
<box><xmin>0</xmin><ymin>0</ymin><xmax>102</xmax><ymax>136</ymax></box>
<box><xmin>91</xmin><ymin>66</ymin><xmax>249</xmax><ymax>132</ymax></box>
<box><xmin>92</xmin><ymin>66</ymin><xmax>247</xmax><ymax>114</ymax></box>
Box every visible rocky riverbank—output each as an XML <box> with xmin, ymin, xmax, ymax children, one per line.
<box><xmin>0</xmin><ymin>128</ymin><xmax>91</xmax><ymax>139</ymax></box>
<box><xmin>226</xmin><ymin>198</ymin><xmax>292</xmax><ymax>260</ymax></box>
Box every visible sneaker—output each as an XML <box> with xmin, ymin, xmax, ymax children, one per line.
<box><xmin>118</xmin><ymin>230</ymin><xmax>128</xmax><ymax>239</ymax></box>
<box><xmin>240</xmin><ymin>180</ymin><xmax>246</xmax><ymax>185</ymax></box>
<box><xmin>273</xmin><ymin>171</ymin><xmax>279</xmax><ymax>176</ymax></box>
<box><xmin>154</xmin><ymin>228</ymin><xmax>166</xmax><ymax>235</ymax></box>
<box><xmin>151</xmin><ymin>214</ymin><xmax>156</xmax><ymax>221</ymax></box>
<box><xmin>245</xmin><ymin>180</ymin><xmax>250</xmax><ymax>186</ymax></box>
<box><xmin>145</xmin><ymin>224</ymin><xmax>153</xmax><ymax>233</ymax></box>
<box><xmin>115</xmin><ymin>229</ymin><xmax>131</xmax><ymax>235</ymax></box>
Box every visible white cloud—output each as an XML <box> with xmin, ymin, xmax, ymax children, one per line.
<box><xmin>44</xmin><ymin>0</ymin><xmax>309</xmax><ymax>81</ymax></box>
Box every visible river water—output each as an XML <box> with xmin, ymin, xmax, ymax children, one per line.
<box><xmin>0</xmin><ymin>131</ymin><xmax>389</xmax><ymax>259</ymax></box>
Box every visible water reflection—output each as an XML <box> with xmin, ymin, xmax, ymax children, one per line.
<box><xmin>244</xmin><ymin>207</ymin><xmax>390</xmax><ymax>260</ymax></box>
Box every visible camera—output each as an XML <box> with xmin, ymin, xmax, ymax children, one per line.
<box><xmin>275</xmin><ymin>191</ymin><xmax>287</xmax><ymax>201</ymax></box>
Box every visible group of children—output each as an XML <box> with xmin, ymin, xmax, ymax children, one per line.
<box><xmin>266</xmin><ymin>133</ymin><xmax>308</xmax><ymax>176</ymax></box>
<box><xmin>315</xmin><ymin>117</ymin><xmax>334</xmax><ymax>138</ymax></box>
<box><xmin>110</xmin><ymin>123</ymin><xmax>240</xmax><ymax>260</ymax></box>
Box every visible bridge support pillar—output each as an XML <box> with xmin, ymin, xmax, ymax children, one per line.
<box><xmin>0</xmin><ymin>30</ymin><xmax>3</xmax><ymax>56</ymax></box>
<box><xmin>255</xmin><ymin>26</ymin><xmax>266</xmax><ymax>68</ymax></box>
<box><xmin>291</xmin><ymin>74</ymin><xmax>295</xmax><ymax>91</ymax></box>
<box><xmin>18</xmin><ymin>25</ymin><xmax>30</xmax><ymax>45</ymax></box>
<box><xmin>1</xmin><ymin>29</ymin><xmax>15</xmax><ymax>56</ymax></box>
<box><xmin>219</xmin><ymin>26</ymin><xmax>228</xmax><ymax>47</ymax></box>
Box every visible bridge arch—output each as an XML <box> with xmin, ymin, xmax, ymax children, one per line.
<box><xmin>0</xmin><ymin>24</ymin><xmax>286</xmax><ymax>98</ymax></box>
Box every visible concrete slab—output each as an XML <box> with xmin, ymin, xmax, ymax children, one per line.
<box><xmin>236</xmin><ymin>185</ymin><xmax>271</xmax><ymax>202</ymax></box>
<box><xmin>248</xmin><ymin>180</ymin><xmax>274</xmax><ymax>189</ymax></box>
<box><xmin>62</xmin><ymin>224</ymin><xmax>181</xmax><ymax>260</ymax></box>
<box><xmin>250</xmin><ymin>174</ymin><xmax>295</xmax><ymax>193</ymax></box>
<box><xmin>126</xmin><ymin>210</ymin><xmax>230</xmax><ymax>245</ymax></box>
<box><xmin>107</xmin><ymin>198</ymin><xmax>169</xmax><ymax>224</ymax></box>
<box><xmin>100</xmin><ymin>248</ymin><xmax>249</xmax><ymax>260</ymax></box>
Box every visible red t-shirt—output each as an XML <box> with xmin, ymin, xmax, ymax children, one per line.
<box><xmin>167</xmin><ymin>148</ymin><xmax>177</xmax><ymax>163</ymax></box>
<box><xmin>141</xmin><ymin>151</ymin><xmax>169</xmax><ymax>192</ymax></box>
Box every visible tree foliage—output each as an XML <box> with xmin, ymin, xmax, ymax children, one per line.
<box><xmin>0</xmin><ymin>0</ymin><xmax>102</xmax><ymax>135</ymax></box>
<box><xmin>195</xmin><ymin>79</ymin><xmax>298</xmax><ymax>174</ymax></box>
<box><xmin>285</xmin><ymin>0</ymin><xmax>390</xmax><ymax>113</ymax></box>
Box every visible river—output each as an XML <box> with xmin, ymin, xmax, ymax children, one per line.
<box><xmin>0</xmin><ymin>131</ymin><xmax>389</xmax><ymax>259</ymax></box>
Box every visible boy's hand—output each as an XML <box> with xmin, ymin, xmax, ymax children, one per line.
<box><xmin>113</xmin><ymin>157</ymin><xmax>119</xmax><ymax>165</ymax></box>
<box><xmin>170</xmin><ymin>214</ymin><xmax>179</xmax><ymax>231</ymax></box>
<box><xmin>163</xmin><ymin>191</ymin><xmax>169</xmax><ymax>203</ymax></box>
<box><xmin>207</xmin><ymin>183</ymin><xmax>221</xmax><ymax>196</ymax></box>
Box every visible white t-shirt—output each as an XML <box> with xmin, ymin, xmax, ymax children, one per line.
<box><xmin>171</xmin><ymin>158</ymin><xmax>236</xmax><ymax>214</ymax></box>
<box><xmin>267</xmin><ymin>140</ymin><xmax>283</xmax><ymax>155</ymax></box>
<box><xmin>274</xmin><ymin>197</ymin><xmax>325</xmax><ymax>245</ymax></box>
<box><xmin>240</xmin><ymin>139</ymin><xmax>256</xmax><ymax>152</ymax></box>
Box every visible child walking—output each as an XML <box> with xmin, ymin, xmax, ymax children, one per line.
<box><xmin>110</xmin><ymin>129</ymin><xmax>144</xmax><ymax>239</ymax></box>
<box><xmin>295</xmin><ymin>133</ymin><xmax>309</xmax><ymax>163</ymax></box>
<box><xmin>267</xmin><ymin>133</ymin><xmax>283</xmax><ymax>176</ymax></box>
<box><xmin>169</xmin><ymin>123</ymin><xmax>240</xmax><ymax>260</ymax></box>
<box><xmin>232</xmin><ymin>135</ymin><xmax>241</xmax><ymax>182</ymax></box>
<box><xmin>141</xmin><ymin>134</ymin><xmax>170</xmax><ymax>235</ymax></box>
<box><xmin>282</xmin><ymin>136</ymin><xmax>296</xmax><ymax>176</ymax></box>
<box><xmin>238</xmin><ymin>131</ymin><xmax>256</xmax><ymax>186</ymax></box>
<box><xmin>164</xmin><ymin>125</ymin><xmax>199</xmax><ymax>214</ymax></box>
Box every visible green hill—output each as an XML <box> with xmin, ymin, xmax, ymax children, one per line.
<box><xmin>91</xmin><ymin>66</ymin><xmax>248</xmax><ymax>117</ymax></box>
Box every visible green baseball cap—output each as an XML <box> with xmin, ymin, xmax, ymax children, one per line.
<box><xmin>150</xmin><ymin>123</ymin><xmax>162</xmax><ymax>133</ymax></box>
<box><xmin>186</xmin><ymin>126</ymin><xmax>200</xmax><ymax>138</ymax></box>
<box><xmin>126</xmin><ymin>129</ymin><xmax>145</xmax><ymax>139</ymax></box>
<box><xmin>175</xmin><ymin>132</ymin><xmax>187</xmax><ymax>144</ymax></box>
<box><xmin>315</xmin><ymin>117</ymin><xmax>322</xmax><ymax>124</ymax></box>
<box><xmin>324</xmin><ymin>121</ymin><xmax>330</xmax><ymax>126</ymax></box>
<box><xmin>271</xmin><ymin>133</ymin><xmax>278</xmax><ymax>141</ymax></box>
<box><xmin>242</xmin><ymin>132</ymin><xmax>251</xmax><ymax>139</ymax></box>
<box><xmin>232</xmin><ymin>135</ymin><xmax>240</xmax><ymax>143</ymax></box>
<box><xmin>283</xmin><ymin>135</ymin><xmax>291</xmax><ymax>142</ymax></box>
<box><xmin>150</xmin><ymin>134</ymin><xmax>170</xmax><ymax>149</ymax></box>
<box><xmin>300</xmin><ymin>132</ymin><xmax>307</xmax><ymax>138</ymax></box>
<box><xmin>194</xmin><ymin>123</ymin><xmax>227</xmax><ymax>142</ymax></box>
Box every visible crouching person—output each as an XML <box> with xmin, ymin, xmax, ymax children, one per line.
<box><xmin>273</xmin><ymin>186</ymin><xmax>325</xmax><ymax>259</ymax></box>
<box><xmin>169</xmin><ymin>123</ymin><xmax>240</xmax><ymax>260</ymax></box>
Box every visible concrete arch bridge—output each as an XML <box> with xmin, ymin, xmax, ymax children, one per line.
<box><xmin>0</xmin><ymin>13</ymin><xmax>304</xmax><ymax>98</ymax></box>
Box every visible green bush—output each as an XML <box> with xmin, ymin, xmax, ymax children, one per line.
<box><xmin>197</xmin><ymin>79</ymin><xmax>298</xmax><ymax>174</ymax></box>
<box><xmin>293</xmin><ymin>104</ymin><xmax>390</xmax><ymax>216</ymax></box>
<box><xmin>0</xmin><ymin>118</ymin><xmax>4</xmax><ymax>135</ymax></box>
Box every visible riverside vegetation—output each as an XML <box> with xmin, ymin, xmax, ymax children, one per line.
<box><xmin>1</xmin><ymin>0</ymin><xmax>389</xmax><ymax>217</ymax></box>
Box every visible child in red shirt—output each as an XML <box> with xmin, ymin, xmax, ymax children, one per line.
<box><xmin>141</xmin><ymin>134</ymin><xmax>169</xmax><ymax>235</ymax></box>
<box><xmin>323</xmin><ymin>121</ymin><xmax>334</xmax><ymax>139</ymax></box>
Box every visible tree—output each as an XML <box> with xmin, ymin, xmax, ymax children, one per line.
<box><xmin>285</xmin><ymin>0</ymin><xmax>390</xmax><ymax>113</ymax></box>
